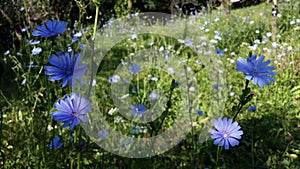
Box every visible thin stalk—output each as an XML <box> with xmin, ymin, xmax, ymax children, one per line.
<box><xmin>184</xmin><ymin>64</ymin><xmax>197</xmax><ymax>168</ymax></box>
<box><xmin>92</xmin><ymin>5</ymin><xmax>99</xmax><ymax>41</ymax></box>
<box><xmin>0</xmin><ymin>92</ymin><xmax>5</xmax><ymax>168</ymax></box>
<box><xmin>87</xmin><ymin>4</ymin><xmax>100</xmax><ymax>97</ymax></box>
<box><xmin>152</xmin><ymin>80</ymin><xmax>176</xmax><ymax>136</ymax></box>
<box><xmin>251</xmin><ymin>117</ymin><xmax>254</xmax><ymax>168</ymax></box>
<box><xmin>216</xmin><ymin>145</ymin><xmax>221</xmax><ymax>167</ymax></box>
<box><xmin>233</xmin><ymin>80</ymin><xmax>250</xmax><ymax>121</ymax></box>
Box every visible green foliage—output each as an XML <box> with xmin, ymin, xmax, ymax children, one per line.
<box><xmin>1</xmin><ymin>0</ymin><xmax>300</xmax><ymax>169</ymax></box>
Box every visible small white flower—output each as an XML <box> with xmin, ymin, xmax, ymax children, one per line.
<box><xmin>150</xmin><ymin>77</ymin><xmax>158</xmax><ymax>82</ymax></box>
<box><xmin>168</xmin><ymin>67</ymin><xmax>175</xmax><ymax>74</ymax></box>
<box><xmin>199</xmin><ymin>36</ymin><xmax>206</xmax><ymax>40</ymax></box>
<box><xmin>214</xmin><ymin>31</ymin><xmax>220</xmax><ymax>35</ymax></box>
<box><xmin>114</xmin><ymin>116</ymin><xmax>124</xmax><ymax>123</ymax></box>
<box><xmin>108</xmin><ymin>107</ymin><xmax>118</xmax><ymax>115</ymax></box>
<box><xmin>4</xmin><ymin>50</ymin><xmax>10</xmax><ymax>55</ymax></box>
<box><xmin>131</xmin><ymin>34</ymin><xmax>137</xmax><ymax>39</ymax></box>
<box><xmin>210</xmin><ymin>39</ymin><xmax>218</xmax><ymax>44</ymax></box>
<box><xmin>214</xmin><ymin>35</ymin><xmax>222</xmax><ymax>40</ymax></box>
<box><xmin>254</xmin><ymin>39</ymin><xmax>260</xmax><ymax>44</ymax></box>
<box><xmin>67</xmin><ymin>46</ymin><xmax>72</xmax><ymax>52</ymax></box>
<box><xmin>272</xmin><ymin>42</ymin><xmax>278</xmax><ymax>49</ymax></box>
<box><xmin>21</xmin><ymin>78</ymin><xmax>26</xmax><ymax>85</ymax></box>
<box><xmin>266</xmin><ymin>32</ymin><xmax>272</xmax><ymax>37</ymax></box>
<box><xmin>92</xmin><ymin>79</ymin><xmax>96</xmax><ymax>86</ymax></box>
<box><xmin>31</xmin><ymin>47</ymin><xmax>42</xmax><ymax>55</ymax></box>
<box><xmin>149</xmin><ymin>91</ymin><xmax>158</xmax><ymax>101</ymax></box>
<box><xmin>159</xmin><ymin>46</ymin><xmax>164</xmax><ymax>52</ymax></box>
<box><xmin>178</xmin><ymin>39</ymin><xmax>185</xmax><ymax>43</ymax></box>
<box><xmin>47</xmin><ymin>125</ymin><xmax>53</xmax><ymax>131</ymax></box>
<box><xmin>148</xmin><ymin>42</ymin><xmax>154</xmax><ymax>46</ymax></box>
<box><xmin>73</xmin><ymin>31</ymin><xmax>82</xmax><ymax>37</ymax></box>
<box><xmin>277</xmin><ymin>34</ymin><xmax>281</xmax><ymax>39</ymax></box>
<box><xmin>109</xmin><ymin>75</ymin><xmax>120</xmax><ymax>83</ymax></box>
<box><xmin>290</xmin><ymin>20</ymin><xmax>296</xmax><ymax>25</ymax></box>
<box><xmin>29</xmin><ymin>39</ymin><xmax>40</xmax><ymax>45</ymax></box>
<box><xmin>185</xmin><ymin>40</ymin><xmax>193</xmax><ymax>46</ymax></box>
<box><xmin>249</xmin><ymin>44</ymin><xmax>258</xmax><ymax>50</ymax></box>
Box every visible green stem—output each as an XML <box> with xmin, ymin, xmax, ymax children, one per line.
<box><xmin>87</xmin><ymin>3</ymin><xmax>100</xmax><ymax>97</ymax></box>
<box><xmin>216</xmin><ymin>145</ymin><xmax>221</xmax><ymax>167</ymax></box>
<box><xmin>93</xmin><ymin>5</ymin><xmax>100</xmax><ymax>41</ymax></box>
<box><xmin>151</xmin><ymin>80</ymin><xmax>176</xmax><ymax>136</ymax></box>
<box><xmin>0</xmin><ymin>92</ymin><xmax>5</xmax><ymax>168</ymax></box>
<box><xmin>233</xmin><ymin>80</ymin><xmax>250</xmax><ymax>121</ymax></box>
<box><xmin>77</xmin><ymin>152</ymin><xmax>81</xmax><ymax>169</ymax></box>
<box><xmin>183</xmin><ymin>64</ymin><xmax>197</xmax><ymax>168</ymax></box>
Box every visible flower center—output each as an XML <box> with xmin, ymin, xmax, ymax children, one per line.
<box><xmin>223</xmin><ymin>133</ymin><xmax>228</xmax><ymax>139</ymax></box>
<box><xmin>66</xmin><ymin>68</ymin><xmax>73</xmax><ymax>76</ymax></box>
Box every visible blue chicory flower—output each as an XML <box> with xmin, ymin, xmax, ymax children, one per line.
<box><xmin>213</xmin><ymin>83</ymin><xmax>220</xmax><ymax>89</ymax></box>
<box><xmin>49</xmin><ymin>136</ymin><xmax>63</xmax><ymax>149</ymax></box>
<box><xmin>32</xmin><ymin>19</ymin><xmax>68</xmax><ymax>38</ymax></box>
<box><xmin>71</xmin><ymin>36</ymin><xmax>79</xmax><ymax>43</ymax></box>
<box><xmin>216</xmin><ymin>48</ymin><xmax>224</xmax><ymax>56</ymax></box>
<box><xmin>131</xmin><ymin>86</ymin><xmax>137</xmax><ymax>92</ymax></box>
<box><xmin>129</xmin><ymin>64</ymin><xmax>141</xmax><ymax>74</ymax></box>
<box><xmin>173</xmin><ymin>81</ymin><xmax>179</xmax><ymax>87</ymax></box>
<box><xmin>130</xmin><ymin>104</ymin><xmax>146</xmax><ymax>116</ymax></box>
<box><xmin>210</xmin><ymin>117</ymin><xmax>243</xmax><ymax>150</ymax></box>
<box><xmin>70</xmin><ymin>133</ymin><xmax>74</xmax><ymax>141</ymax></box>
<box><xmin>98</xmin><ymin>130</ymin><xmax>108</xmax><ymax>138</ymax></box>
<box><xmin>79</xmin><ymin>44</ymin><xmax>85</xmax><ymax>50</ymax></box>
<box><xmin>45</xmin><ymin>51</ymin><xmax>87</xmax><ymax>88</ymax></box>
<box><xmin>196</xmin><ymin>109</ymin><xmax>203</xmax><ymax>116</ymax></box>
<box><xmin>51</xmin><ymin>92</ymin><xmax>91</xmax><ymax>130</ymax></box>
<box><xmin>248</xmin><ymin>106</ymin><xmax>256</xmax><ymax>112</ymax></box>
<box><xmin>236</xmin><ymin>54</ymin><xmax>277</xmax><ymax>88</ymax></box>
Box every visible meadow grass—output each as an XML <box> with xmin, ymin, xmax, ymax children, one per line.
<box><xmin>1</xmin><ymin>1</ymin><xmax>300</xmax><ymax>168</ymax></box>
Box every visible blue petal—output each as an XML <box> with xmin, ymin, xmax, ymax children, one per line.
<box><xmin>228</xmin><ymin>137</ymin><xmax>239</xmax><ymax>147</ymax></box>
